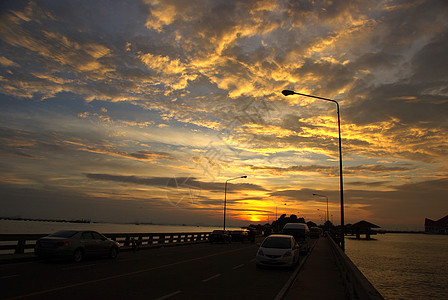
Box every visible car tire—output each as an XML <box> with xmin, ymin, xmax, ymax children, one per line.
<box><xmin>109</xmin><ymin>247</ymin><xmax>118</xmax><ymax>259</ymax></box>
<box><xmin>73</xmin><ymin>248</ymin><xmax>84</xmax><ymax>263</ymax></box>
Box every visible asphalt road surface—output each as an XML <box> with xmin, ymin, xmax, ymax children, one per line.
<box><xmin>1</xmin><ymin>240</ymin><xmax>306</xmax><ymax>300</ymax></box>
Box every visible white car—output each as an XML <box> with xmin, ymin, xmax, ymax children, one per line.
<box><xmin>256</xmin><ymin>234</ymin><xmax>300</xmax><ymax>268</ymax></box>
<box><xmin>282</xmin><ymin>223</ymin><xmax>310</xmax><ymax>253</ymax></box>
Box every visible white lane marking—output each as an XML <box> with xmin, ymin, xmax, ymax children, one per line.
<box><xmin>61</xmin><ymin>264</ymin><xmax>96</xmax><ymax>271</ymax></box>
<box><xmin>202</xmin><ymin>273</ymin><xmax>221</xmax><ymax>282</ymax></box>
<box><xmin>232</xmin><ymin>264</ymin><xmax>244</xmax><ymax>270</ymax></box>
<box><xmin>0</xmin><ymin>274</ymin><xmax>20</xmax><ymax>279</ymax></box>
<box><xmin>9</xmin><ymin>246</ymin><xmax>254</xmax><ymax>299</ymax></box>
<box><xmin>155</xmin><ymin>290</ymin><xmax>182</xmax><ymax>300</ymax></box>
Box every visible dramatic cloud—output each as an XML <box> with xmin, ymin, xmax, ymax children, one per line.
<box><xmin>1</xmin><ymin>0</ymin><xmax>447</xmax><ymax>229</ymax></box>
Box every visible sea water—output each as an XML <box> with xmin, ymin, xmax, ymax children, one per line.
<box><xmin>346</xmin><ymin>233</ymin><xmax>448</xmax><ymax>299</ymax></box>
<box><xmin>0</xmin><ymin>219</ymin><xmax>229</xmax><ymax>234</ymax></box>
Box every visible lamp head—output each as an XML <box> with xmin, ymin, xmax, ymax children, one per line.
<box><xmin>282</xmin><ymin>90</ymin><xmax>296</xmax><ymax>96</ymax></box>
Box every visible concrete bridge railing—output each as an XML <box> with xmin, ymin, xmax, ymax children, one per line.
<box><xmin>0</xmin><ymin>232</ymin><xmax>211</xmax><ymax>255</ymax></box>
<box><xmin>328</xmin><ymin>235</ymin><xmax>384</xmax><ymax>300</ymax></box>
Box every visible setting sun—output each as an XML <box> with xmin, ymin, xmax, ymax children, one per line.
<box><xmin>0</xmin><ymin>0</ymin><xmax>447</xmax><ymax>231</ymax></box>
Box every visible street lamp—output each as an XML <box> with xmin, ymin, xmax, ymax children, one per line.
<box><xmin>282</xmin><ymin>89</ymin><xmax>345</xmax><ymax>251</ymax></box>
<box><xmin>313</xmin><ymin>193</ymin><xmax>329</xmax><ymax>225</ymax></box>
<box><xmin>317</xmin><ymin>209</ymin><xmax>323</xmax><ymax>224</ymax></box>
<box><xmin>224</xmin><ymin>175</ymin><xmax>247</xmax><ymax>230</ymax></box>
<box><xmin>275</xmin><ymin>203</ymin><xmax>287</xmax><ymax>220</ymax></box>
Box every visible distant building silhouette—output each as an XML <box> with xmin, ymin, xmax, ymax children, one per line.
<box><xmin>425</xmin><ymin>215</ymin><xmax>448</xmax><ymax>234</ymax></box>
<box><xmin>347</xmin><ymin>220</ymin><xmax>380</xmax><ymax>240</ymax></box>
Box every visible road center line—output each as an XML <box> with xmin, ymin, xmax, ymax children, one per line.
<box><xmin>202</xmin><ymin>274</ymin><xmax>221</xmax><ymax>282</ymax></box>
<box><xmin>232</xmin><ymin>264</ymin><xmax>244</xmax><ymax>270</ymax></box>
<box><xmin>6</xmin><ymin>245</ymin><xmax>254</xmax><ymax>300</ymax></box>
<box><xmin>155</xmin><ymin>290</ymin><xmax>182</xmax><ymax>300</ymax></box>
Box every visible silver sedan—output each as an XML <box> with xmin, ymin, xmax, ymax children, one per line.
<box><xmin>35</xmin><ymin>230</ymin><xmax>120</xmax><ymax>263</ymax></box>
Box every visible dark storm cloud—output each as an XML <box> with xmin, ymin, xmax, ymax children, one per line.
<box><xmin>271</xmin><ymin>188</ymin><xmax>335</xmax><ymax>203</ymax></box>
<box><xmin>354</xmin><ymin>52</ymin><xmax>403</xmax><ymax>70</ymax></box>
<box><xmin>0</xmin><ymin>0</ymin><xmax>159</xmax><ymax>102</ymax></box>
<box><xmin>0</xmin><ymin>182</ymin><xmax>168</xmax><ymax>222</ymax></box>
<box><xmin>375</xmin><ymin>0</ymin><xmax>448</xmax><ymax>53</ymax></box>
<box><xmin>410</xmin><ymin>32</ymin><xmax>448</xmax><ymax>84</ymax></box>
<box><xmin>344</xmin><ymin>178</ymin><xmax>448</xmax><ymax>226</ymax></box>
<box><xmin>85</xmin><ymin>173</ymin><xmax>267</xmax><ymax>192</ymax></box>
<box><xmin>346</xmin><ymin>181</ymin><xmax>392</xmax><ymax>187</ymax></box>
<box><xmin>250</xmin><ymin>163</ymin><xmax>415</xmax><ymax>176</ymax></box>
<box><xmin>346</xmin><ymin>164</ymin><xmax>416</xmax><ymax>174</ymax></box>
<box><xmin>270</xmin><ymin>178</ymin><xmax>448</xmax><ymax>227</ymax></box>
<box><xmin>344</xmin><ymin>3</ymin><xmax>448</xmax><ymax>126</ymax></box>
<box><xmin>0</xmin><ymin>126</ymin><xmax>176</xmax><ymax>163</ymax></box>
<box><xmin>293</xmin><ymin>58</ymin><xmax>355</xmax><ymax>96</ymax></box>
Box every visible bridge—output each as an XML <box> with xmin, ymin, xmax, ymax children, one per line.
<box><xmin>0</xmin><ymin>233</ymin><xmax>383</xmax><ymax>300</ymax></box>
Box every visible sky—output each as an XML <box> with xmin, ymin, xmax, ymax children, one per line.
<box><xmin>1</xmin><ymin>0</ymin><xmax>447</xmax><ymax>230</ymax></box>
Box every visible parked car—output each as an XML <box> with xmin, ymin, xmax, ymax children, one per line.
<box><xmin>230</xmin><ymin>230</ymin><xmax>249</xmax><ymax>242</ymax></box>
<box><xmin>35</xmin><ymin>230</ymin><xmax>120</xmax><ymax>262</ymax></box>
<box><xmin>309</xmin><ymin>226</ymin><xmax>321</xmax><ymax>238</ymax></box>
<box><xmin>282</xmin><ymin>223</ymin><xmax>310</xmax><ymax>253</ymax></box>
<box><xmin>255</xmin><ymin>234</ymin><xmax>300</xmax><ymax>268</ymax></box>
<box><xmin>208</xmin><ymin>230</ymin><xmax>231</xmax><ymax>244</ymax></box>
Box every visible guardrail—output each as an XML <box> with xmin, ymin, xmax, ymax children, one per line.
<box><xmin>328</xmin><ymin>235</ymin><xmax>384</xmax><ymax>300</ymax></box>
<box><xmin>0</xmin><ymin>232</ymin><xmax>211</xmax><ymax>255</ymax></box>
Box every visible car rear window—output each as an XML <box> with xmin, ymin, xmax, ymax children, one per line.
<box><xmin>262</xmin><ymin>237</ymin><xmax>291</xmax><ymax>249</ymax></box>
<box><xmin>48</xmin><ymin>231</ymin><xmax>78</xmax><ymax>238</ymax></box>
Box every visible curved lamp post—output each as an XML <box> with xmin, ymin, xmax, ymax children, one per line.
<box><xmin>313</xmin><ymin>193</ymin><xmax>329</xmax><ymax>225</ymax></box>
<box><xmin>275</xmin><ymin>203</ymin><xmax>287</xmax><ymax>220</ymax></box>
<box><xmin>282</xmin><ymin>90</ymin><xmax>345</xmax><ymax>251</ymax></box>
<box><xmin>224</xmin><ymin>175</ymin><xmax>247</xmax><ymax>230</ymax></box>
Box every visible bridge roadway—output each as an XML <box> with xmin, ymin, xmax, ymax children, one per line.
<box><xmin>1</xmin><ymin>239</ymin><xmax>319</xmax><ymax>300</ymax></box>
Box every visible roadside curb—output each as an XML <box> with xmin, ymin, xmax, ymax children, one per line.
<box><xmin>274</xmin><ymin>239</ymin><xmax>317</xmax><ymax>300</ymax></box>
<box><xmin>0</xmin><ymin>253</ymin><xmax>37</xmax><ymax>264</ymax></box>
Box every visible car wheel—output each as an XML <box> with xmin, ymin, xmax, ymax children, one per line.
<box><xmin>73</xmin><ymin>248</ymin><xmax>83</xmax><ymax>263</ymax></box>
<box><xmin>109</xmin><ymin>247</ymin><xmax>118</xmax><ymax>259</ymax></box>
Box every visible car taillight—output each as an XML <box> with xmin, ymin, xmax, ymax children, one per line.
<box><xmin>56</xmin><ymin>241</ymin><xmax>69</xmax><ymax>247</ymax></box>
